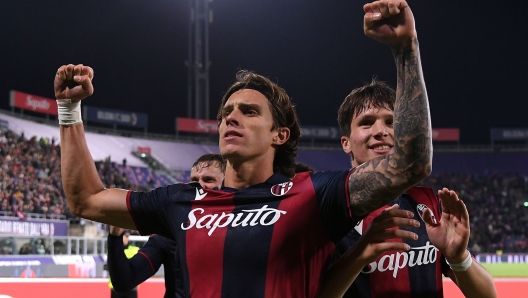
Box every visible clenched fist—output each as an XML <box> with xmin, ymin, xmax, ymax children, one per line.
<box><xmin>363</xmin><ymin>0</ymin><xmax>417</xmax><ymax>47</ymax></box>
<box><xmin>54</xmin><ymin>64</ymin><xmax>94</xmax><ymax>102</ymax></box>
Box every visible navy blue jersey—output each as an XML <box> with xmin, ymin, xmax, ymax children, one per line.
<box><xmin>127</xmin><ymin>171</ymin><xmax>356</xmax><ymax>298</ymax></box>
<box><xmin>107</xmin><ymin>234</ymin><xmax>184</xmax><ymax>298</ymax></box>
<box><xmin>333</xmin><ymin>186</ymin><xmax>450</xmax><ymax>298</ymax></box>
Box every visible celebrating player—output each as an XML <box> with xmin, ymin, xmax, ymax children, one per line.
<box><xmin>56</xmin><ymin>1</ymin><xmax>432</xmax><ymax>296</ymax></box>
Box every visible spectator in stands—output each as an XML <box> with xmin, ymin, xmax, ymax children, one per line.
<box><xmin>107</xmin><ymin>154</ymin><xmax>226</xmax><ymax>298</ymax></box>
<box><xmin>320</xmin><ymin>78</ymin><xmax>496</xmax><ymax>297</ymax></box>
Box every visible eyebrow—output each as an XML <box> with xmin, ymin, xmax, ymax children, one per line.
<box><xmin>221</xmin><ymin>102</ymin><xmax>262</xmax><ymax>116</ymax></box>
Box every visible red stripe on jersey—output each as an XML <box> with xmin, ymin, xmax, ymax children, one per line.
<box><xmin>186</xmin><ymin>192</ymin><xmax>236</xmax><ymax>298</ymax></box>
<box><xmin>264</xmin><ymin>173</ymin><xmax>335</xmax><ymax>298</ymax></box>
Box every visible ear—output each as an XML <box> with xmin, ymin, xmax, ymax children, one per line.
<box><xmin>272</xmin><ymin>127</ymin><xmax>290</xmax><ymax>146</ymax></box>
<box><xmin>341</xmin><ymin>136</ymin><xmax>351</xmax><ymax>154</ymax></box>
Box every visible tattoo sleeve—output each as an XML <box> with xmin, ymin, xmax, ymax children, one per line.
<box><xmin>348</xmin><ymin>38</ymin><xmax>433</xmax><ymax>218</ymax></box>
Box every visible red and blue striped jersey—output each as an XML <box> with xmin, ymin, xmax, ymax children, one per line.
<box><xmin>333</xmin><ymin>186</ymin><xmax>450</xmax><ymax>298</ymax></box>
<box><xmin>127</xmin><ymin>171</ymin><xmax>356</xmax><ymax>298</ymax></box>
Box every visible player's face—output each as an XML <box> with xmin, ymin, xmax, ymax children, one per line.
<box><xmin>218</xmin><ymin>89</ymin><xmax>279</xmax><ymax>163</ymax></box>
<box><xmin>342</xmin><ymin>107</ymin><xmax>394</xmax><ymax>167</ymax></box>
<box><xmin>190</xmin><ymin>161</ymin><xmax>224</xmax><ymax>189</ymax></box>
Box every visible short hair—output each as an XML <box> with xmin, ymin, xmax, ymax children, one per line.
<box><xmin>294</xmin><ymin>162</ymin><xmax>315</xmax><ymax>173</ymax></box>
<box><xmin>337</xmin><ymin>78</ymin><xmax>395</xmax><ymax>138</ymax></box>
<box><xmin>217</xmin><ymin>70</ymin><xmax>300</xmax><ymax>178</ymax></box>
<box><xmin>193</xmin><ymin>154</ymin><xmax>226</xmax><ymax>174</ymax></box>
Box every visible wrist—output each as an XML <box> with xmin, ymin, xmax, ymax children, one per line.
<box><xmin>446</xmin><ymin>250</ymin><xmax>472</xmax><ymax>272</ymax></box>
<box><xmin>57</xmin><ymin>99</ymin><xmax>82</xmax><ymax>125</ymax></box>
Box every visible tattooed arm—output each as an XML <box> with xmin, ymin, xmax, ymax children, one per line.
<box><xmin>348</xmin><ymin>0</ymin><xmax>432</xmax><ymax>217</ymax></box>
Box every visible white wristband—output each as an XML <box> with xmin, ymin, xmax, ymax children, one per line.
<box><xmin>57</xmin><ymin>99</ymin><xmax>82</xmax><ymax>125</ymax></box>
<box><xmin>446</xmin><ymin>251</ymin><xmax>473</xmax><ymax>272</ymax></box>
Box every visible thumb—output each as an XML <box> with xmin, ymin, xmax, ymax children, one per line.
<box><xmin>422</xmin><ymin>208</ymin><xmax>437</xmax><ymax>227</ymax></box>
<box><xmin>364</xmin><ymin>12</ymin><xmax>382</xmax><ymax>31</ymax></box>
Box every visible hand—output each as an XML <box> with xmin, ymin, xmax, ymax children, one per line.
<box><xmin>349</xmin><ymin>204</ymin><xmax>420</xmax><ymax>265</ymax></box>
<box><xmin>422</xmin><ymin>188</ymin><xmax>470</xmax><ymax>263</ymax></box>
<box><xmin>54</xmin><ymin>64</ymin><xmax>94</xmax><ymax>102</ymax></box>
<box><xmin>109</xmin><ymin>225</ymin><xmax>126</xmax><ymax>236</ymax></box>
<box><xmin>363</xmin><ymin>0</ymin><xmax>417</xmax><ymax>47</ymax></box>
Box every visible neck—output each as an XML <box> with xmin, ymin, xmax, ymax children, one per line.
<box><xmin>223</xmin><ymin>155</ymin><xmax>275</xmax><ymax>189</ymax></box>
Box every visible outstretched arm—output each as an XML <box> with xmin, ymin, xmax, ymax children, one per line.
<box><xmin>348</xmin><ymin>0</ymin><xmax>432</xmax><ymax>217</ymax></box>
<box><xmin>56</xmin><ymin>64</ymin><xmax>134</xmax><ymax>228</ymax></box>
<box><xmin>424</xmin><ymin>189</ymin><xmax>497</xmax><ymax>298</ymax></box>
<box><xmin>317</xmin><ymin>205</ymin><xmax>420</xmax><ymax>298</ymax></box>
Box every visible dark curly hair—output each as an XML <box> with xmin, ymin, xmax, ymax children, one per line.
<box><xmin>217</xmin><ymin>70</ymin><xmax>300</xmax><ymax>178</ymax></box>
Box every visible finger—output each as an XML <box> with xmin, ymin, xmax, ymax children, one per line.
<box><xmin>364</xmin><ymin>12</ymin><xmax>382</xmax><ymax>30</ymax></box>
<box><xmin>56</xmin><ymin>65</ymin><xmax>67</xmax><ymax>81</ymax></box>
<box><xmin>74</xmin><ymin>75</ymin><xmax>94</xmax><ymax>94</ymax></box>
<box><xmin>370</xmin><ymin>1</ymin><xmax>382</xmax><ymax>15</ymax></box>
<box><xmin>65</xmin><ymin>64</ymin><xmax>75</xmax><ymax>81</ymax></box>
<box><xmin>422</xmin><ymin>208</ymin><xmax>438</xmax><ymax>227</ymax></box>
<box><xmin>440</xmin><ymin>188</ymin><xmax>460</xmax><ymax>214</ymax></box>
<box><xmin>387</xmin><ymin>1</ymin><xmax>401</xmax><ymax>15</ymax></box>
<box><xmin>73</xmin><ymin>64</ymin><xmax>84</xmax><ymax>77</ymax></box>
<box><xmin>378</xmin><ymin>207</ymin><xmax>414</xmax><ymax>221</ymax></box>
<box><xmin>383</xmin><ymin>203</ymin><xmax>399</xmax><ymax>211</ymax></box>
<box><xmin>363</xmin><ymin>3</ymin><xmax>373</xmax><ymax>13</ymax></box>
<box><xmin>373</xmin><ymin>241</ymin><xmax>411</xmax><ymax>253</ymax></box>
<box><xmin>455</xmin><ymin>199</ymin><xmax>470</xmax><ymax>224</ymax></box>
<box><xmin>81</xmin><ymin>66</ymin><xmax>94</xmax><ymax>80</ymax></box>
<box><xmin>383</xmin><ymin>229</ymin><xmax>418</xmax><ymax>241</ymax></box>
<box><xmin>378</xmin><ymin>0</ymin><xmax>392</xmax><ymax>18</ymax></box>
<box><xmin>373</xmin><ymin>216</ymin><xmax>420</xmax><ymax>231</ymax></box>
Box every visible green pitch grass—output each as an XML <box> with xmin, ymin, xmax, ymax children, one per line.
<box><xmin>482</xmin><ymin>263</ymin><xmax>528</xmax><ymax>277</ymax></box>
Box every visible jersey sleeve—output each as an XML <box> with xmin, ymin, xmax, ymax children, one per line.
<box><xmin>127</xmin><ymin>184</ymin><xmax>185</xmax><ymax>238</ymax></box>
<box><xmin>311</xmin><ymin>170</ymin><xmax>356</xmax><ymax>242</ymax></box>
<box><xmin>107</xmin><ymin>234</ymin><xmax>158</xmax><ymax>291</ymax></box>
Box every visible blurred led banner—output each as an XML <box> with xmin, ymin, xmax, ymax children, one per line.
<box><xmin>176</xmin><ymin>117</ymin><xmax>218</xmax><ymax>134</ymax></box>
<box><xmin>301</xmin><ymin>125</ymin><xmax>340</xmax><ymax>140</ymax></box>
<box><xmin>432</xmin><ymin>128</ymin><xmax>460</xmax><ymax>141</ymax></box>
<box><xmin>83</xmin><ymin>106</ymin><xmax>148</xmax><ymax>128</ymax></box>
<box><xmin>9</xmin><ymin>90</ymin><xmax>58</xmax><ymax>116</ymax></box>
<box><xmin>0</xmin><ymin>218</ymin><xmax>68</xmax><ymax>237</ymax></box>
<box><xmin>491</xmin><ymin>128</ymin><xmax>528</xmax><ymax>141</ymax></box>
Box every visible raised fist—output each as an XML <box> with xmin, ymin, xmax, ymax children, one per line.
<box><xmin>363</xmin><ymin>0</ymin><xmax>417</xmax><ymax>47</ymax></box>
<box><xmin>54</xmin><ymin>64</ymin><xmax>94</xmax><ymax>102</ymax></box>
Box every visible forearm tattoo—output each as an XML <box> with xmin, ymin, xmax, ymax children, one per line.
<box><xmin>349</xmin><ymin>38</ymin><xmax>433</xmax><ymax>218</ymax></box>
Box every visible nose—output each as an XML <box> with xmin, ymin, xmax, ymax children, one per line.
<box><xmin>225</xmin><ymin>109</ymin><xmax>240</xmax><ymax>127</ymax></box>
<box><xmin>372</xmin><ymin>121</ymin><xmax>388</xmax><ymax>137</ymax></box>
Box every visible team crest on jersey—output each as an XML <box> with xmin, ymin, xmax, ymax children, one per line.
<box><xmin>416</xmin><ymin>203</ymin><xmax>430</xmax><ymax>222</ymax></box>
<box><xmin>270</xmin><ymin>182</ymin><xmax>293</xmax><ymax>196</ymax></box>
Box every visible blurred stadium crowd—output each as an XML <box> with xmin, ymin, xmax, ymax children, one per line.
<box><xmin>0</xmin><ymin>129</ymin><xmax>526</xmax><ymax>254</ymax></box>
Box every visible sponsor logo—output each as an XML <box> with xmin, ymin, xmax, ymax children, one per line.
<box><xmin>26</xmin><ymin>96</ymin><xmax>50</xmax><ymax>110</ymax></box>
<box><xmin>194</xmin><ymin>188</ymin><xmax>207</xmax><ymax>201</ymax></box>
<box><xmin>197</xmin><ymin>120</ymin><xmax>218</xmax><ymax>133</ymax></box>
<box><xmin>270</xmin><ymin>182</ymin><xmax>293</xmax><ymax>196</ymax></box>
<box><xmin>361</xmin><ymin>241</ymin><xmax>439</xmax><ymax>278</ymax></box>
<box><xmin>181</xmin><ymin>205</ymin><xmax>287</xmax><ymax>236</ymax></box>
